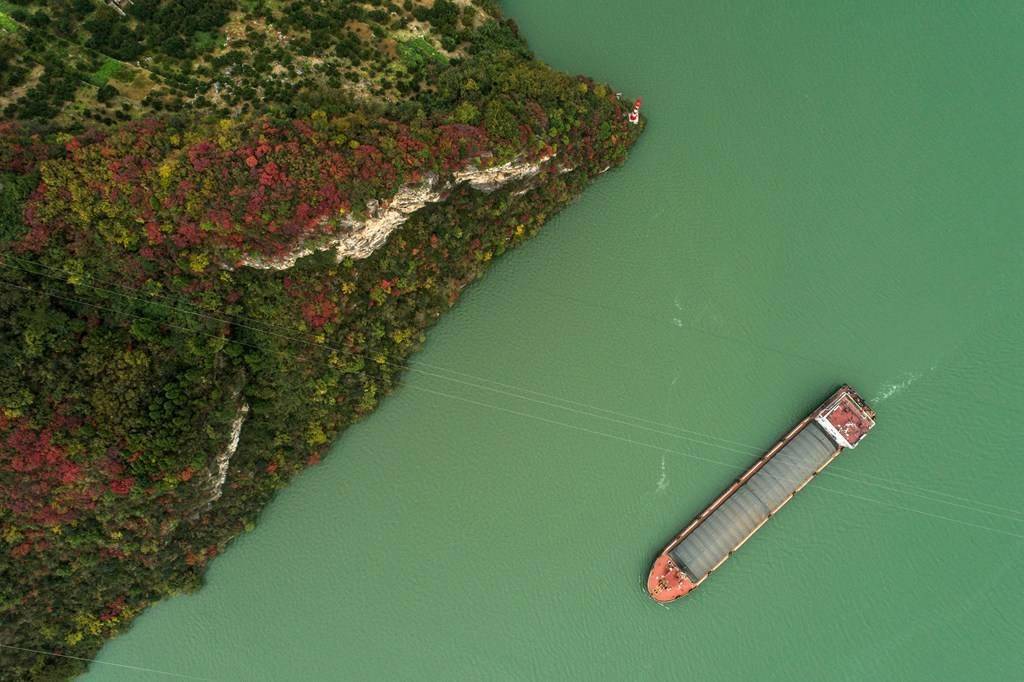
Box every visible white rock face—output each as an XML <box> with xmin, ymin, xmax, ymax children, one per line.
<box><xmin>238</xmin><ymin>153</ymin><xmax>555</xmax><ymax>271</ymax></box>
<box><xmin>452</xmin><ymin>154</ymin><xmax>550</xmax><ymax>191</ymax></box>
<box><xmin>206</xmin><ymin>402</ymin><xmax>249</xmax><ymax>504</ymax></box>
<box><xmin>332</xmin><ymin>173</ymin><xmax>445</xmax><ymax>259</ymax></box>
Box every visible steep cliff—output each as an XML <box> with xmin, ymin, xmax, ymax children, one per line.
<box><xmin>0</xmin><ymin>1</ymin><xmax>643</xmax><ymax>678</ymax></box>
<box><xmin>240</xmin><ymin>151</ymin><xmax>556</xmax><ymax>269</ymax></box>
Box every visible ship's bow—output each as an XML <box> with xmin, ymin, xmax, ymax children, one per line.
<box><xmin>646</xmin><ymin>553</ymin><xmax>695</xmax><ymax>603</ymax></box>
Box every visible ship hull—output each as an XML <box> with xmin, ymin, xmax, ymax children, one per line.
<box><xmin>647</xmin><ymin>385</ymin><xmax>875</xmax><ymax>603</ymax></box>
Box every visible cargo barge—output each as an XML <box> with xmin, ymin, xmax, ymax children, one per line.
<box><xmin>646</xmin><ymin>385</ymin><xmax>876</xmax><ymax>603</ymax></box>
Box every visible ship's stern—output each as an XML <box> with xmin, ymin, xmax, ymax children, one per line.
<box><xmin>814</xmin><ymin>385</ymin><xmax>877</xmax><ymax>448</ymax></box>
<box><xmin>646</xmin><ymin>553</ymin><xmax>696</xmax><ymax>603</ymax></box>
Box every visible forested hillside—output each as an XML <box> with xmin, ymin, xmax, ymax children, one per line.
<box><xmin>0</xmin><ymin>1</ymin><xmax>643</xmax><ymax>677</ymax></box>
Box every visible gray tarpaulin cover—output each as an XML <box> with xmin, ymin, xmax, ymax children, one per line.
<box><xmin>670</xmin><ymin>423</ymin><xmax>838</xmax><ymax>580</ymax></box>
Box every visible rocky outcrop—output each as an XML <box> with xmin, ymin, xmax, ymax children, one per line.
<box><xmin>332</xmin><ymin>173</ymin><xmax>445</xmax><ymax>259</ymax></box>
<box><xmin>239</xmin><ymin>153</ymin><xmax>555</xmax><ymax>271</ymax></box>
<box><xmin>452</xmin><ymin>155</ymin><xmax>549</xmax><ymax>191</ymax></box>
<box><xmin>205</xmin><ymin>402</ymin><xmax>249</xmax><ymax>505</ymax></box>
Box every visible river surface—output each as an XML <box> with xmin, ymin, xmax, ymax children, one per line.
<box><xmin>88</xmin><ymin>2</ymin><xmax>1024</xmax><ymax>679</ymax></box>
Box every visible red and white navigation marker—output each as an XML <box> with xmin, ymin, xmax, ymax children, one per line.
<box><xmin>627</xmin><ymin>98</ymin><xmax>642</xmax><ymax>125</ymax></box>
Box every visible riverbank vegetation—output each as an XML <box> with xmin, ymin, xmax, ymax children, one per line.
<box><xmin>0</xmin><ymin>1</ymin><xmax>642</xmax><ymax>677</ymax></box>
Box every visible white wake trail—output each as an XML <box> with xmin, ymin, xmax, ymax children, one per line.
<box><xmin>873</xmin><ymin>371</ymin><xmax>923</xmax><ymax>403</ymax></box>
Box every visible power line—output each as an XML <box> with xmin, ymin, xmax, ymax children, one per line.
<box><xmin>3</xmin><ymin>253</ymin><xmax>765</xmax><ymax>457</ymax></box>
<box><xmin>0</xmin><ymin>278</ymin><xmax>268</xmax><ymax>356</ymax></box>
<box><xmin>0</xmin><ymin>253</ymin><xmax>816</xmax><ymax>445</ymax></box>
<box><xmin>409</xmin><ymin>362</ymin><xmax>1024</xmax><ymax>523</ymax></box>
<box><xmin>815</xmin><ymin>485</ymin><xmax>1024</xmax><ymax>541</ymax></box>
<box><xmin>408</xmin><ymin>383</ymin><xmax>1024</xmax><ymax>540</ymax></box>
<box><xmin>0</xmin><ymin>257</ymin><xmax>777</xmax><ymax>455</ymax></box>
<box><xmin>0</xmin><ymin>256</ymin><xmax>880</xmax><ymax>450</ymax></box>
<box><xmin>406</xmin><ymin>383</ymin><xmax>737</xmax><ymax>471</ymax></box>
<box><xmin>825</xmin><ymin>465</ymin><xmax>1024</xmax><ymax>518</ymax></box>
<box><xmin>0</xmin><ymin>255</ymin><xmax>323</xmax><ymax>351</ymax></box>
<box><xmin>4</xmin><ymin>265</ymin><xmax>1020</xmax><ymax>525</ymax></box>
<box><xmin>2</xmin><ymin>264</ymin><xmax>1021</xmax><ymax>532</ymax></box>
<box><xmin>0</xmin><ymin>643</ymin><xmax>213</xmax><ymax>680</ymax></box>
<box><xmin>410</xmin><ymin>356</ymin><xmax>1024</xmax><ymax>519</ymax></box>
<box><xmin>411</xmin><ymin>355</ymin><xmax>764</xmax><ymax>451</ymax></box>
<box><xmin>823</xmin><ymin>470</ymin><xmax>1024</xmax><ymax>524</ymax></box>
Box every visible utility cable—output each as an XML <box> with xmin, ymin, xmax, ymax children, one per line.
<box><xmin>2</xmin><ymin>265</ymin><xmax>1021</xmax><ymax>529</ymax></box>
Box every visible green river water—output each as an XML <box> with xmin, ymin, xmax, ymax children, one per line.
<box><xmin>88</xmin><ymin>2</ymin><xmax>1024</xmax><ymax>679</ymax></box>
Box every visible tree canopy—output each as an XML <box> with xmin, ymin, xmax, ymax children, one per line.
<box><xmin>0</xmin><ymin>2</ymin><xmax>643</xmax><ymax>678</ymax></box>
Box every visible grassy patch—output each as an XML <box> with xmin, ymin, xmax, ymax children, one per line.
<box><xmin>88</xmin><ymin>58</ymin><xmax>124</xmax><ymax>87</ymax></box>
<box><xmin>116</xmin><ymin>70</ymin><xmax>157</xmax><ymax>102</ymax></box>
<box><xmin>0</xmin><ymin>11</ymin><xmax>18</xmax><ymax>32</ymax></box>
<box><xmin>192</xmin><ymin>31</ymin><xmax>226</xmax><ymax>52</ymax></box>
<box><xmin>397</xmin><ymin>36</ymin><xmax>448</xmax><ymax>70</ymax></box>
<box><xmin>111</xmin><ymin>65</ymin><xmax>135</xmax><ymax>83</ymax></box>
